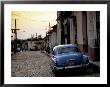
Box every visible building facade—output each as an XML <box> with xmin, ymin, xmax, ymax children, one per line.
<box><xmin>25</xmin><ymin>36</ymin><xmax>44</xmax><ymax>51</ymax></box>
<box><xmin>45</xmin><ymin>25</ymin><xmax>57</xmax><ymax>53</ymax></box>
<box><xmin>56</xmin><ymin>11</ymin><xmax>100</xmax><ymax>61</ymax></box>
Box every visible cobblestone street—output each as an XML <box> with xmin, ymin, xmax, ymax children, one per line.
<box><xmin>11</xmin><ymin>51</ymin><xmax>100</xmax><ymax>77</ymax></box>
<box><xmin>11</xmin><ymin>51</ymin><xmax>54</xmax><ymax>77</ymax></box>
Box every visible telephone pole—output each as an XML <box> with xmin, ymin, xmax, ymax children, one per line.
<box><xmin>11</xmin><ymin>19</ymin><xmax>20</xmax><ymax>54</ymax></box>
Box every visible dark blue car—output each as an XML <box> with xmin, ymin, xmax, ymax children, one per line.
<box><xmin>51</xmin><ymin>44</ymin><xmax>89</xmax><ymax>72</ymax></box>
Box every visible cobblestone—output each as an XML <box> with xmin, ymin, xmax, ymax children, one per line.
<box><xmin>11</xmin><ymin>51</ymin><xmax>54</xmax><ymax>77</ymax></box>
<box><xmin>11</xmin><ymin>51</ymin><xmax>100</xmax><ymax>77</ymax></box>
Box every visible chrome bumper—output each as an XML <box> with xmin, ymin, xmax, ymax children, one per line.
<box><xmin>54</xmin><ymin>63</ymin><xmax>89</xmax><ymax>71</ymax></box>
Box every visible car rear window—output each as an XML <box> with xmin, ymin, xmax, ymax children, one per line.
<box><xmin>58</xmin><ymin>46</ymin><xmax>80</xmax><ymax>54</ymax></box>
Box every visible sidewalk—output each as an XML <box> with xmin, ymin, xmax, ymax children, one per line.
<box><xmin>89</xmin><ymin>60</ymin><xmax>100</xmax><ymax>67</ymax></box>
<box><xmin>89</xmin><ymin>60</ymin><xmax>100</xmax><ymax>73</ymax></box>
<box><xmin>83</xmin><ymin>53</ymin><xmax>100</xmax><ymax>72</ymax></box>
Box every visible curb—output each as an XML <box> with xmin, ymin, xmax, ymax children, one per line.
<box><xmin>89</xmin><ymin>61</ymin><xmax>100</xmax><ymax>73</ymax></box>
<box><xmin>43</xmin><ymin>51</ymin><xmax>52</xmax><ymax>57</ymax></box>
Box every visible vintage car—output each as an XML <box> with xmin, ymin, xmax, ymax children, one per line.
<box><xmin>51</xmin><ymin>44</ymin><xmax>89</xmax><ymax>72</ymax></box>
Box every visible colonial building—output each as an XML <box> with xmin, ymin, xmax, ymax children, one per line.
<box><xmin>45</xmin><ymin>25</ymin><xmax>57</xmax><ymax>53</ymax></box>
<box><xmin>25</xmin><ymin>35</ymin><xmax>44</xmax><ymax>51</ymax></box>
<box><xmin>57</xmin><ymin>11</ymin><xmax>100</xmax><ymax>61</ymax></box>
<box><xmin>50</xmin><ymin>25</ymin><xmax>57</xmax><ymax>51</ymax></box>
<box><xmin>36</xmin><ymin>37</ymin><xmax>44</xmax><ymax>50</ymax></box>
<box><xmin>26</xmin><ymin>38</ymin><xmax>37</xmax><ymax>51</ymax></box>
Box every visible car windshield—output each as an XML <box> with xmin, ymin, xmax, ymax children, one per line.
<box><xmin>58</xmin><ymin>46</ymin><xmax>80</xmax><ymax>54</ymax></box>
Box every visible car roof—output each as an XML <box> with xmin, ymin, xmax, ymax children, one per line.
<box><xmin>53</xmin><ymin>44</ymin><xmax>77</xmax><ymax>50</ymax></box>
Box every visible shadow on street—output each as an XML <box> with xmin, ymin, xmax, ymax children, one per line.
<box><xmin>53</xmin><ymin>65</ymin><xmax>100</xmax><ymax>77</ymax></box>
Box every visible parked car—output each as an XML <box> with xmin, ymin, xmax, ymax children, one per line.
<box><xmin>51</xmin><ymin>44</ymin><xmax>89</xmax><ymax>73</ymax></box>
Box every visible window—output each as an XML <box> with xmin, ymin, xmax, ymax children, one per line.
<box><xmin>58</xmin><ymin>46</ymin><xmax>80</xmax><ymax>54</ymax></box>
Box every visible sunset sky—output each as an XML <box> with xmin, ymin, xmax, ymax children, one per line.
<box><xmin>11</xmin><ymin>11</ymin><xmax>57</xmax><ymax>39</ymax></box>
